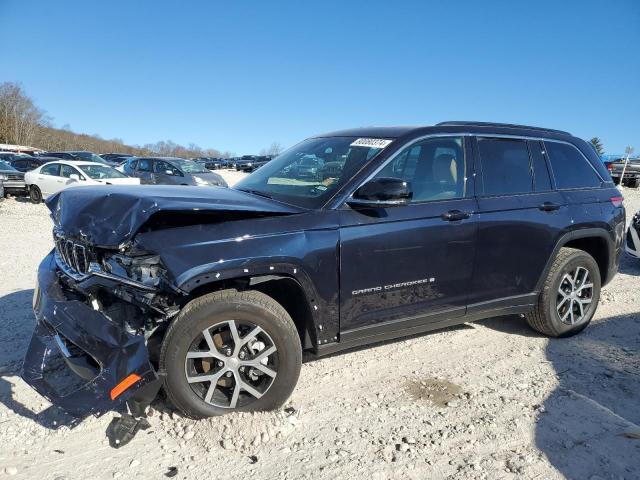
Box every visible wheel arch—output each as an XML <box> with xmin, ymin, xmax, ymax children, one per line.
<box><xmin>181</xmin><ymin>271</ymin><xmax>319</xmax><ymax>351</ymax></box>
<box><xmin>536</xmin><ymin>228</ymin><xmax>614</xmax><ymax>291</ymax></box>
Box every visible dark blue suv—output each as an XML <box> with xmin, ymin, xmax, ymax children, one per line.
<box><xmin>22</xmin><ymin>122</ymin><xmax>625</xmax><ymax>419</ymax></box>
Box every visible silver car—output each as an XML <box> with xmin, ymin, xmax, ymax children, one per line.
<box><xmin>121</xmin><ymin>157</ymin><xmax>228</xmax><ymax>187</ymax></box>
<box><xmin>0</xmin><ymin>160</ymin><xmax>27</xmax><ymax>196</ymax></box>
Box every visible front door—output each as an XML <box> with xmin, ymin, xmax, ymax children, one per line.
<box><xmin>339</xmin><ymin>136</ymin><xmax>478</xmax><ymax>335</ymax></box>
<box><xmin>136</xmin><ymin>158</ymin><xmax>155</xmax><ymax>184</ymax></box>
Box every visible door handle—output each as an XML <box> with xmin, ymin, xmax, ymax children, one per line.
<box><xmin>441</xmin><ymin>210</ymin><xmax>471</xmax><ymax>222</ymax></box>
<box><xmin>538</xmin><ymin>202</ymin><xmax>560</xmax><ymax>212</ymax></box>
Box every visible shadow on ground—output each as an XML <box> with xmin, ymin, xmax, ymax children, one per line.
<box><xmin>483</xmin><ymin>312</ymin><xmax>640</xmax><ymax>478</ymax></box>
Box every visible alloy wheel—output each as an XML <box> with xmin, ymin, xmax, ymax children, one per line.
<box><xmin>184</xmin><ymin>320</ymin><xmax>278</xmax><ymax>409</ymax></box>
<box><xmin>556</xmin><ymin>266</ymin><xmax>594</xmax><ymax>325</ymax></box>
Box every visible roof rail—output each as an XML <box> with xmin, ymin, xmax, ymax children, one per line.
<box><xmin>435</xmin><ymin>121</ymin><xmax>572</xmax><ymax>137</ymax></box>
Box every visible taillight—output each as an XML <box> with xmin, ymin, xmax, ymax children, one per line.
<box><xmin>611</xmin><ymin>196</ymin><xmax>624</xmax><ymax>207</ymax></box>
<box><xmin>607</xmin><ymin>163</ymin><xmax>613</xmax><ymax>171</ymax></box>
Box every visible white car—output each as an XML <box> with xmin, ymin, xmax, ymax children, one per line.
<box><xmin>24</xmin><ymin>160</ymin><xmax>140</xmax><ymax>203</ymax></box>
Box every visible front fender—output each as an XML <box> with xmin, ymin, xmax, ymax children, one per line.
<box><xmin>135</xmin><ymin>216</ymin><xmax>341</xmax><ymax>346</ymax></box>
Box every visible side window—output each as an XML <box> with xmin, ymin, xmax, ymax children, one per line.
<box><xmin>128</xmin><ymin>159</ymin><xmax>138</xmax><ymax>170</ymax></box>
<box><xmin>154</xmin><ymin>160</ymin><xmax>172</xmax><ymax>173</ymax></box>
<box><xmin>478</xmin><ymin>138</ymin><xmax>532</xmax><ymax>196</ymax></box>
<box><xmin>544</xmin><ymin>141</ymin><xmax>601</xmax><ymax>189</ymax></box>
<box><xmin>60</xmin><ymin>165</ymin><xmax>80</xmax><ymax>178</ymax></box>
<box><xmin>528</xmin><ymin>141</ymin><xmax>552</xmax><ymax>191</ymax></box>
<box><xmin>41</xmin><ymin>163</ymin><xmax>60</xmax><ymax>176</ymax></box>
<box><xmin>137</xmin><ymin>159</ymin><xmax>153</xmax><ymax>172</ymax></box>
<box><xmin>374</xmin><ymin>136</ymin><xmax>465</xmax><ymax>202</ymax></box>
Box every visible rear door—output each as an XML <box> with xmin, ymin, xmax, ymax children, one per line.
<box><xmin>339</xmin><ymin>135</ymin><xmax>478</xmax><ymax>334</ymax></box>
<box><xmin>469</xmin><ymin>137</ymin><xmax>566</xmax><ymax>307</ymax></box>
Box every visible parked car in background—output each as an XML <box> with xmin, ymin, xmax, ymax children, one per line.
<box><xmin>121</xmin><ymin>157</ymin><xmax>228</xmax><ymax>187</ymax></box>
<box><xmin>24</xmin><ymin>160</ymin><xmax>140</xmax><ymax>203</ymax></box>
<box><xmin>193</xmin><ymin>157</ymin><xmax>228</xmax><ymax>170</ymax></box>
<box><xmin>626</xmin><ymin>210</ymin><xmax>640</xmax><ymax>258</ymax></box>
<box><xmin>42</xmin><ymin>151</ymin><xmax>109</xmax><ymax>165</ymax></box>
<box><xmin>607</xmin><ymin>157</ymin><xmax>640</xmax><ymax>187</ymax></box>
<box><xmin>235</xmin><ymin>155</ymin><xmax>259</xmax><ymax>172</ymax></box>
<box><xmin>0</xmin><ymin>152</ymin><xmax>28</xmax><ymax>162</ymax></box>
<box><xmin>246</xmin><ymin>155</ymin><xmax>272</xmax><ymax>172</ymax></box>
<box><xmin>8</xmin><ymin>156</ymin><xmax>53</xmax><ymax>172</ymax></box>
<box><xmin>0</xmin><ymin>160</ymin><xmax>27</xmax><ymax>196</ymax></box>
<box><xmin>101</xmin><ymin>153</ymin><xmax>135</xmax><ymax>164</ymax></box>
<box><xmin>20</xmin><ymin>121</ymin><xmax>625</xmax><ymax>420</ymax></box>
<box><xmin>234</xmin><ymin>155</ymin><xmax>272</xmax><ymax>172</ymax></box>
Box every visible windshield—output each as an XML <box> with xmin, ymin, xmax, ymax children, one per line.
<box><xmin>71</xmin><ymin>152</ymin><xmax>108</xmax><ymax>164</ymax></box>
<box><xmin>79</xmin><ymin>164</ymin><xmax>128</xmax><ymax>179</ymax></box>
<box><xmin>170</xmin><ymin>159</ymin><xmax>209</xmax><ymax>174</ymax></box>
<box><xmin>0</xmin><ymin>160</ymin><xmax>17</xmax><ymax>171</ymax></box>
<box><xmin>235</xmin><ymin>136</ymin><xmax>391</xmax><ymax>208</ymax></box>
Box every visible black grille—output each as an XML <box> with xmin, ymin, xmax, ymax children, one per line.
<box><xmin>6</xmin><ymin>173</ymin><xmax>23</xmax><ymax>181</ymax></box>
<box><xmin>54</xmin><ymin>233</ymin><xmax>91</xmax><ymax>275</ymax></box>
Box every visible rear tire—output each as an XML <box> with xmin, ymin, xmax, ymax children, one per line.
<box><xmin>525</xmin><ymin>247</ymin><xmax>600</xmax><ymax>337</ymax></box>
<box><xmin>29</xmin><ymin>185</ymin><xmax>42</xmax><ymax>204</ymax></box>
<box><xmin>160</xmin><ymin>289</ymin><xmax>302</xmax><ymax>419</ymax></box>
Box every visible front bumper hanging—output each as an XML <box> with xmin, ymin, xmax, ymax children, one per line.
<box><xmin>21</xmin><ymin>251</ymin><xmax>160</xmax><ymax>417</ymax></box>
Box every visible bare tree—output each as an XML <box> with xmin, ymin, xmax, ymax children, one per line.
<box><xmin>0</xmin><ymin>82</ymin><xmax>46</xmax><ymax>146</ymax></box>
<box><xmin>260</xmin><ymin>142</ymin><xmax>284</xmax><ymax>157</ymax></box>
<box><xmin>0</xmin><ymin>82</ymin><xmax>224</xmax><ymax>158</ymax></box>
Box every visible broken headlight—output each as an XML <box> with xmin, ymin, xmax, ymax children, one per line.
<box><xmin>103</xmin><ymin>253</ymin><xmax>165</xmax><ymax>286</ymax></box>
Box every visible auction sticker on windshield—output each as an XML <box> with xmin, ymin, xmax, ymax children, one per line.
<box><xmin>350</xmin><ymin>138</ymin><xmax>393</xmax><ymax>149</ymax></box>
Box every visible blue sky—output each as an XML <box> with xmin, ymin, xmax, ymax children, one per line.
<box><xmin>1</xmin><ymin>0</ymin><xmax>638</xmax><ymax>155</ymax></box>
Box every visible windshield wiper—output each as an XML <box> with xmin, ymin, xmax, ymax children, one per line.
<box><xmin>237</xmin><ymin>188</ymin><xmax>273</xmax><ymax>199</ymax></box>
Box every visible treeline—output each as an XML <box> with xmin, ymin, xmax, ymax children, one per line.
<box><xmin>0</xmin><ymin>81</ymin><xmax>281</xmax><ymax>158</ymax></box>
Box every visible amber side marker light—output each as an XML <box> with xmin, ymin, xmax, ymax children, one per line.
<box><xmin>110</xmin><ymin>373</ymin><xmax>142</xmax><ymax>400</ymax></box>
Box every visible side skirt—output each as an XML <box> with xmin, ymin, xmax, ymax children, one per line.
<box><xmin>313</xmin><ymin>293</ymin><xmax>537</xmax><ymax>358</ymax></box>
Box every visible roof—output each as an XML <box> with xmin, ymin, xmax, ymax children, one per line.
<box><xmin>137</xmin><ymin>156</ymin><xmax>190</xmax><ymax>161</ymax></box>
<box><xmin>40</xmin><ymin>160</ymin><xmax>114</xmax><ymax>167</ymax></box>
<box><xmin>314</xmin><ymin>126</ymin><xmax>419</xmax><ymax>138</ymax></box>
<box><xmin>314</xmin><ymin>121</ymin><xmax>574</xmax><ymax>140</ymax></box>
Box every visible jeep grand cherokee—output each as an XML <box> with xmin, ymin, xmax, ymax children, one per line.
<box><xmin>22</xmin><ymin>121</ymin><xmax>625</xmax><ymax>419</ymax></box>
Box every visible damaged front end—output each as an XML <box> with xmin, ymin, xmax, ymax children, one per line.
<box><xmin>21</xmin><ymin>231</ymin><xmax>182</xmax><ymax>418</ymax></box>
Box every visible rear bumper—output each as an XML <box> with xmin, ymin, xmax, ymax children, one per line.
<box><xmin>21</xmin><ymin>251</ymin><xmax>159</xmax><ymax>417</ymax></box>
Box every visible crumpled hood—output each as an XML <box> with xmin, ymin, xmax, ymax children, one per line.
<box><xmin>46</xmin><ymin>185</ymin><xmax>302</xmax><ymax>247</ymax></box>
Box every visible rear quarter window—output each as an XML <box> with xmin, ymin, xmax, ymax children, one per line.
<box><xmin>545</xmin><ymin>142</ymin><xmax>601</xmax><ymax>189</ymax></box>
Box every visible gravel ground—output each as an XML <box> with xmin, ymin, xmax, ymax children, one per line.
<box><xmin>0</xmin><ymin>177</ymin><xmax>639</xmax><ymax>479</ymax></box>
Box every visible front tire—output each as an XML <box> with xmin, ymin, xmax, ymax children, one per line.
<box><xmin>160</xmin><ymin>289</ymin><xmax>302</xmax><ymax>419</ymax></box>
<box><xmin>525</xmin><ymin>247</ymin><xmax>600</xmax><ymax>337</ymax></box>
<box><xmin>29</xmin><ymin>185</ymin><xmax>42</xmax><ymax>204</ymax></box>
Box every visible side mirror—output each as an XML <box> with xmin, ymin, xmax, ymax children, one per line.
<box><xmin>348</xmin><ymin>177</ymin><xmax>412</xmax><ymax>208</ymax></box>
<box><xmin>165</xmin><ymin>170</ymin><xmax>174</xmax><ymax>175</ymax></box>
<box><xmin>69</xmin><ymin>174</ymin><xmax>80</xmax><ymax>181</ymax></box>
